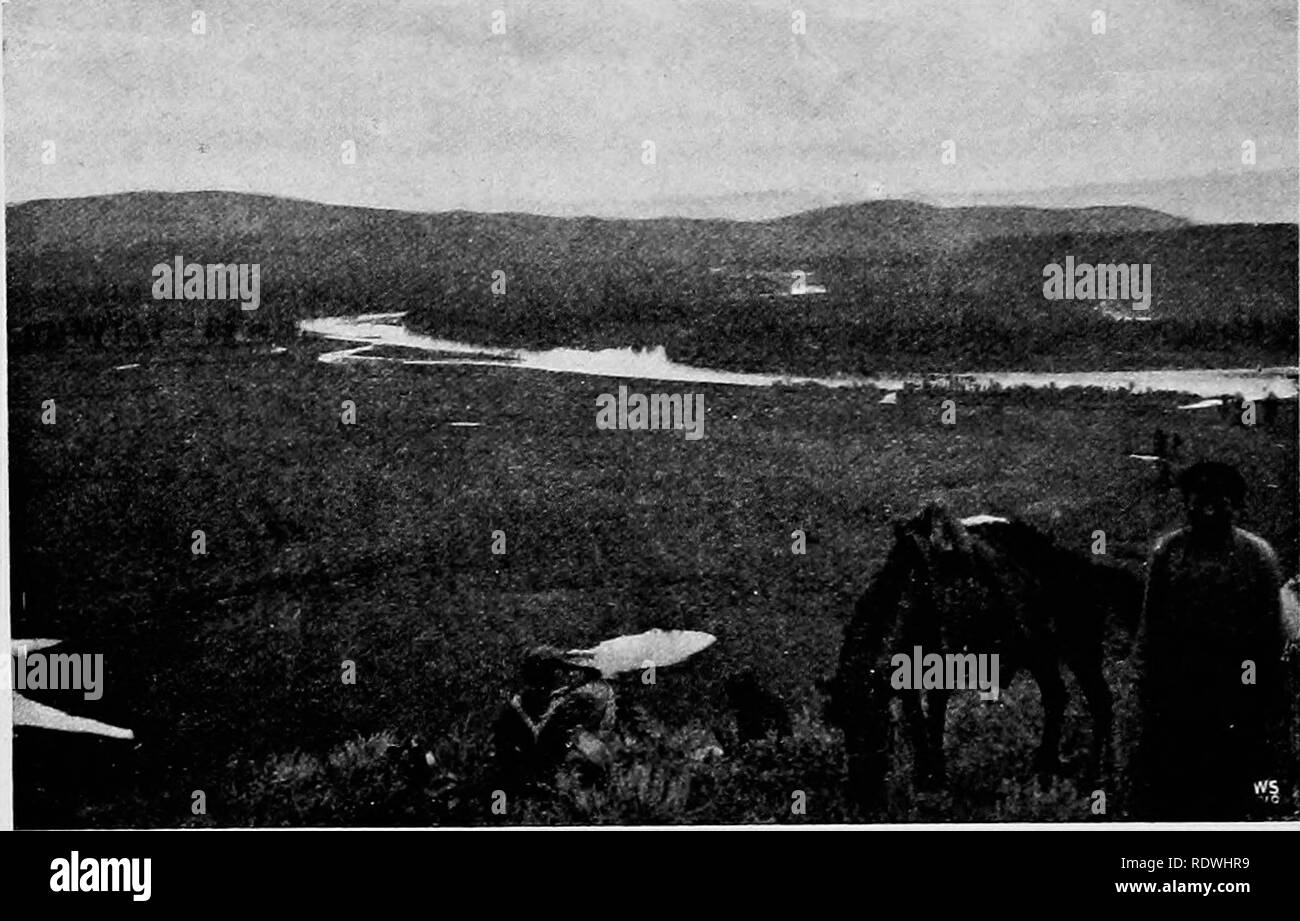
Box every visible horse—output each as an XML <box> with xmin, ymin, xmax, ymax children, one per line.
<box><xmin>823</xmin><ymin>502</ymin><xmax>1143</xmax><ymax>813</ymax></box>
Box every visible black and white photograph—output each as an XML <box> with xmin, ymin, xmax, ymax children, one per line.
<box><xmin>3</xmin><ymin>0</ymin><xmax>1298</xmax><ymax>844</ymax></box>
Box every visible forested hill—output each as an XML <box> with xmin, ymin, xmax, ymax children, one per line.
<box><xmin>7</xmin><ymin>191</ymin><xmax>1295</xmax><ymax>373</ymax></box>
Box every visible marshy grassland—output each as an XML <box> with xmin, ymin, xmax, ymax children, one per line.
<box><xmin>10</xmin><ymin>339</ymin><xmax>1297</xmax><ymax>825</ymax></box>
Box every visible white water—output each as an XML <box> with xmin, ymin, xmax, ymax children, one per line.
<box><xmin>300</xmin><ymin>313</ymin><xmax>1299</xmax><ymax>401</ymax></box>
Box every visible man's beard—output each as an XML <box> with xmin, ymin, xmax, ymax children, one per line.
<box><xmin>1190</xmin><ymin>515</ymin><xmax>1232</xmax><ymax>541</ymax></box>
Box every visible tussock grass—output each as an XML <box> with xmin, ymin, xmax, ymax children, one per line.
<box><xmin>11</xmin><ymin>344</ymin><xmax>1297</xmax><ymax>826</ymax></box>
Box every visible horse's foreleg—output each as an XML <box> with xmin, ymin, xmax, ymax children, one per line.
<box><xmin>1069</xmin><ymin>653</ymin><xmax>1114</xmax><ymax>784</ymax></box>
<box><xmin>1030</xmin><ymin>659</ymin><xmax>1067</xmax><ymax>779</ymax></box>
<box><xmin>925</xmin><ymin>688</ymin><xmax>950</xmax><ymax>786</ymax></box>
<box><xmin>846</xmin><ymin>733</ymin><xmax>890</xmax><ymax>816</ymax></box>
<box><xmin>903</xmin><ymin>690</ymin><xmax>941</xmax><ymax>790</ymax></box>
<box><xmin>841</xmin><ymin>689</ymin><xmax>893</xmax><ymax>816</ymax></box>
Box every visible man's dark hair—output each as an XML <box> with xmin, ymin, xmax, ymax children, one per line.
<box><xmin>521</xmin><ymin>645</ymin><xmax>601</xmax><ymax>685</ymax></box>
<box><xmin>1176</xmin><ymin>460</ymin><xmax>1246</xmax><ymax>507</ymax></box>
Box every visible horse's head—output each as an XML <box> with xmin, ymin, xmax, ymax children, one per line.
<box><xmin>893</xmin><ymin>501</ymin><xmax>973</xmax><ymax>575</ymax></box>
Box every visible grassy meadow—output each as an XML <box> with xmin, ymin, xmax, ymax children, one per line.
<box><xmin>10</xmin><ymin>336</ymin><xmax>1298</xmax><ymax>826</ymax></box>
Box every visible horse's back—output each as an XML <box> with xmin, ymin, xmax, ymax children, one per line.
<box><xmin>969</xmin><ymin>517</ymin><xmax>1142</xmax><ymax>647</ymax></box>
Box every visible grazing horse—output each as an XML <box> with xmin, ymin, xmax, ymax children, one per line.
<box><xmin>823</xmin><ymin>502</ymin><xmax>1142</xmax><ymax>812</ymax></box>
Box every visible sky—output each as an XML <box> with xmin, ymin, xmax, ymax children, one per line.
<box><xmin>3</xmin><ymin>0</ymin><xmax>1297</xmax><ymax>222</ymax></box>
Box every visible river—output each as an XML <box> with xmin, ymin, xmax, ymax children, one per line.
<box><xmin>300</xmin><ymin>313</ymin><xmax>1299</xmax><ymax>402</ymax></box>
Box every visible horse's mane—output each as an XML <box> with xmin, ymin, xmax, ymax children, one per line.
<box><xmin>964</xmin><ymin>517</ymin><xmax>1056</xmax><ymax>568</ymax></box>
<box><xmin>917</xmin><ymin>501</ymin><xmax>975</xmax><ymax>557</ymax></box>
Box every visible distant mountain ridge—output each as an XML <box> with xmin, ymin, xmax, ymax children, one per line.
<box><xmin>6</xmin><ymin>190</ymin><xmax>1197</xmax><ymax>266</ymax></box>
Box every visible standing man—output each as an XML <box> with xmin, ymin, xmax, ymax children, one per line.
<box><xmin>1130</xmin><ymin>461</ymin><xmax>1293</xmax><ymax>820</ymax></box>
